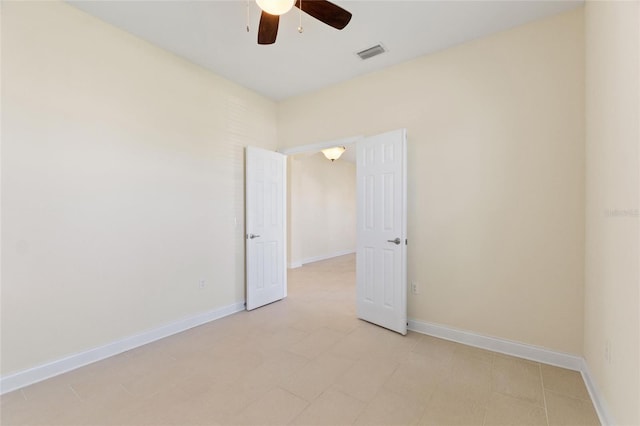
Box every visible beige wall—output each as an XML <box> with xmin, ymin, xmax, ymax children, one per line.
<box><xmin>584</xmin><ymin>1</ymin><xmax>640</xmax><ymax>424</ymax></box>
<box><xmin>0</xmin><ymin>2</ymin><xmax>277</xmax><ymax>375</ymax></box>
<box><xmin>278</xmin><ymin>9</ymin><xmax>585</xmax><ymax>354</ymax></box>
<box><xmin>288</xmin><ymin>153</ymin><xmax>356</xmax><ymax>267</ymax></box>
<box><xmin>11</xmin><ymin>5</ymin><xmax>639</xmax><ymax>413</ymax></box>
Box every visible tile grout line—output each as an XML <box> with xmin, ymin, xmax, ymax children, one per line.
<box><xmin>281</xmin><ymin>385</ymin><xmax>311</xmax><ymax>425</ymax></box>
<box><xmin>68</xmin><ymin>384</ymin><xmax>83</xmax><ymax>403</ymax></box>
<box><xmin>539</xmin><ymin>363</ymin><xmax>550</xmax><ymax>426</ymax></box>
<box><xmin>119</xmin><ymin>382</ymin><xmax>135</xmax><ymax>397</ymax></box>
<box><xmin>478</xmin><ymin>353</ymin><xmax>495</xmax><ymax>426</ymax></box>
<box><xmin>480</xmin><ymin>353</ymin><xmax>496</xmax><ymax>426</ymax></box>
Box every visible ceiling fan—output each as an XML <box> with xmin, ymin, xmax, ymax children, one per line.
<box><xmin>255</xmin><ymin>0</ymin><xmax>352</xmax><ymax>45</ymax></box>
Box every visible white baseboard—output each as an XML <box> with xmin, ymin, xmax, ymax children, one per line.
<box><xmin>580</xmin><ymin>360</ymin><xmax>614</xmax><ymax>426</ymax></box>
<box><xmin>408</xmin><ymin>319</ymin><xmax>613</xmax><ymax>425</ymax></box>
<box><xmin>291</xmin><ymin>250</ymin><xmax>355</xmax><ymax>268</ymax></box>
<box><xmin>0</xmin><ymin>301</ymin><xmax>245</xmax><ymax>395</ymax></box>
<box><xmin>408</xmin><ymin>319</ymin><xmax>583</xmax><ymax>370</ymax></box>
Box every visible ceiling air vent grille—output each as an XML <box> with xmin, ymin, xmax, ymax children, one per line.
<box><xmin>357</xmin><ymin>44</ymin><xmax>386</xmax><ymax>60</ymax></box>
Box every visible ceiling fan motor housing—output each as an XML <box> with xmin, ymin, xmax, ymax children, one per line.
<box><xmin>257</xmin><ymin>0</ymin><xmax>352</xmax><ymax>45</ymax></box>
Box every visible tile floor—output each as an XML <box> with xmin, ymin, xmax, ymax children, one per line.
<box><xmin>1</xmin><ymin>254</ymin><xmax>600</xmax><ymax>425</ymax></box>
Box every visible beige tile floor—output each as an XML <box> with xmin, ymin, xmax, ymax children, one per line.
<box><xmin>1</xmin><ymin>254</ymin><xmax>600</xmax><ymax>426</ymax></box>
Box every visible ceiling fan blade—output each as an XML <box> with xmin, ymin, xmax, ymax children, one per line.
<box><xmin>258</xmin><ymin>11</ymin><xmax>279</xmax><ymax>45</ymax></box>
<box><xmin>295</xmin><ymin>0</ymin><xmax>352</xmax><ymax>30</ymax></box>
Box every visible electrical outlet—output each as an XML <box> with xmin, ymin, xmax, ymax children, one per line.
<box><xmin>604</xmin><ymin>339</ymin><xmax>612</xmax><ymax>364</ymax></box>
<box><xmin>198</xmin><ymin>279</ymin><xmax>206</xmax><ymax>290</ymax></box>
<box><xmin>411</xmin><ymin>282</ymin><xmax>418</xmax><ymax>295</ymax></box>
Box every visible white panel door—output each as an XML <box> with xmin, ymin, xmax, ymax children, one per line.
<box><xmin>356</xmin><ymin>129</ymin><xmax>407</xmax><ymax>335</ymax></box>
<box><xmin>245</xmin><ymin>146</ymin><xmax>286</xmax><ymax>311</ymax></box>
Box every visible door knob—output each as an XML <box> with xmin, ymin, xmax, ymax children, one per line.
<box><xmin>387</xmin><ymin>237</ymin><xmax>401</xmax><ymax>245</ymax></box>
<box><xmin>248</xmin><ymin>234</ymin><xmax>260</xmax><ymax>239</ymax></box>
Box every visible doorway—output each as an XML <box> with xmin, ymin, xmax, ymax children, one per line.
<box><xmin>281</xmin><ymin>136</ymin><xmax>361</xmax><ymax>271</ymax></box>
<box><xmin>246</xmin><ymin>130</ymin><xmax>408</xmax><ymax>334</ymax></box>
<box><xmin>287</xmin><ymin>149</ymin><xmax>357</xmax><ymax>269</ymax></box>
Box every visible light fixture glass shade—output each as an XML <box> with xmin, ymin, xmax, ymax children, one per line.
<box><xmin>256</xmin><ymin>0</ymin><xmax>295</xmax><ymax>15</ymax></box>
<box><xmin>321</xmin><ymin>146</ymin><xmax>346</xmax><ymax>162</ymax></box>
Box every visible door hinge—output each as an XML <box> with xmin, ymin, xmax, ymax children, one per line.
<box><xmin>405</xmin><ymin>239</ymin><xmax>408</xmax><ymax>245</ymax></box>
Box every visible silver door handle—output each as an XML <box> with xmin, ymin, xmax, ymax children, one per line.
<box><xmin>248</xmin><ymin>234</ymin><xmax>260</xmax><ymax>239</ymax></box>
<box><xmin>387</xmin><ymin>237</ymin><xmax>401</xmax><ymax>245</ymax></box>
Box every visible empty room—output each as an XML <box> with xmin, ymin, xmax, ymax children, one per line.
<box><xmin>1</xmin><ymin>1</ymin><xmax>639</xmax><ymax>425</ymax></box>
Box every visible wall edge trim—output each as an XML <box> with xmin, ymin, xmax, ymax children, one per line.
<box><xmin>0</xmin><ymin>301</ymin><xmax>246</xmax><ymax>394</ymax></box>
<box><xmin>278</xmin><ymin>135</ymin><xmax>363</xmax><ymax>156</ymax></box>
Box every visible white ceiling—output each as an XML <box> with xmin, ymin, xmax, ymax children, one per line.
<box><xmin>69</xmin><ymin>0</ymin><xmax>582</xmax><ymax>101</ymax></box>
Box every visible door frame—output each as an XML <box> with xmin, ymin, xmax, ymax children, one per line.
<box><xmin>278</xmin><ymin>135</ymin><xmax>363</xmax><ymax>157</ymax></box>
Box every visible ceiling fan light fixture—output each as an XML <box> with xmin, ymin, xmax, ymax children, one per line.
<box><xmin>321</xmin><ymin>146</ymin><xmax>346</xmax><ymax>162</ymax></box>
<box><xmin>256</xmin><ymin>0</ymin><xmax>295</xmax><ymax>16</ymax></box>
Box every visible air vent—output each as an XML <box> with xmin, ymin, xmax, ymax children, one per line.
<box><xmin>356</xmin><ymin>44</ymin><xmax>386</xmax><ymax>60</ymax></box>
